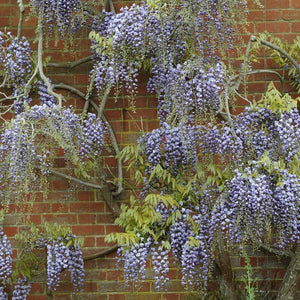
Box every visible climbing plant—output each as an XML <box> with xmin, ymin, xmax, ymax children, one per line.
<box><xmin>0</xmin><ymin>0</ymin><xmax>299</xmax><ymax>299</ymax></box>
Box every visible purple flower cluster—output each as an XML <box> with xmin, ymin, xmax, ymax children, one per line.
<box><xmin>170</xmin><ymin>209</ymin><xmax>193</xmax><ymax>261</ymax></box>
<box><xmin>37</xmin><ymin>80</ymin><xmax>56</xmax><ymax>107</ymax></box>
<box><xmin>80</xmin><ymin>113</ymin><xmax>105</xmax><ymax>159</ymax></box>
<box><xmin>0</xmin><ymin>32</ymin><xmax>32</xmax><ymax>86</ymax></box>
<box><xmin>273</xmin><ymin>170</ymin><xmax>300</xmax><ymax>248</ymax></box>
<box><xmin>68</xmin><ymin>244</ymin><xmax>85</xmax><ymax>291</ymax></box>
<box><xmin>138</xmin><ymin>123</ymin><xmax>199</xmax><ymax>176</ymax></box>
<box><xmin>0</xmin><ymin>287</ymin><xmax>7</xmax><ymax>299</ymax></box>
<box><xmin>91</xmin><ymin>4</ymin><xmax>148</xmax><ymax>96</ymax></box>
<box><xmin>12</xmin><ymin>277</ymin><xmax>31</xmax><ymax>300</ymax></box>
<box><xmin>153</xmin><ymin>60</ymin><xmax>226</xmax><ymax>121</ymax></box>
<box><xmin>221</xmin><ymin>169</ymin><xmax>274</xmax><ymax>243</ymax></box>
<box><xmin>91</xmin><ymin>1</ymin><xmax>245</xmax><ymax>120</ymax></box>
<box><xmin>30</xmin><ymin>0</ymin><xmax>87</xmax><ymax>36</ymax></box>
<box><xmin>180</xmin><ymin>202</ymin><xmax>214</xmax><ymax>289</ymax></box>
<box><xmin>0</xmin><ymin>104</ymin><xmax>105</xmax><ymax>204</ymax></box>
<box><xmin>120</xmin><ymin>195</ymin><xmax>217</xmax><ymax>290</ymax></box>
<box><xmin>0</xmin><ymin>228</ymin><xmax>12</xmax><ymax>285</ymax></box>
<box><xmin>47</xmin><ymin>239</ymin><xmax>84</xmax><ymax>291</ymax></box>
<box><xmin>151</xmin><ymin>241</ymin><xmax>170</xmax><ymax>289</ymax></box>
<box><xmin>118</xmin><ymin>236</ymin><xmax>152</xmax><ymax>287</ymax></box>
<box><xmin>0</xmin><ymin>227</ymin><xmax>12</xmax><ymax>299</ymax></box>
<box><xmin>0</xmin><ymin>31</ymin><xmax>32</xmax><ymax>114</ymax></box>
<box><xmin>202</xmin><ymin>104</ymin><xmax>300</xmax><ymax>248</ymax></box>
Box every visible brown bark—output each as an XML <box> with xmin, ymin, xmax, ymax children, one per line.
<box><xmin>214</xmin><ymin>234</ymin><xmax>240</xmax><ymax>300</ymax></box>
<box><xmin>276</xmin><ymin>244</ymin><xmax>300</xmax><ymax>300</ymax></box>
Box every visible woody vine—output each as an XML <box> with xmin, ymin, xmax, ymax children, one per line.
<box><xmin>0</xmin><ymin>0</ymin><xmax>299</xmax><ymax>299</ymax></box>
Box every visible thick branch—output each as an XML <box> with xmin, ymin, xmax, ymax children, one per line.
<box><xmin>276</xmin><ymin>244</ymin><xmax>300</xmax><ymax>300</ymax></box>
<box><xmin>214</xmin><ymin>233</ymin><xmax>239</xmax><ymax>300</ymax></box>
<box><xmin>54</xmin><ymin>83</ymin><xmax>85</xmax><ymax>98</ymax></box>
<box><xmin>83</xmin><ymin>244</ymin><xmax>118</xmax><ymax>261</ymax></box>
<box><xmin>37</xmin><ymin>26</ymin><xmax>63</xmax><ymax>106</ymax></box>
<box><xmin>259</xmin><ymin>243</ymin><xmax>294</xmax><ymax>258</ymax></box>
<box><xmin>98</xmin><ymin>86</ymin><xmax>111</xmax><ymax>117</ymax></box>
<box><xmin>90</xmin><ymin>100</ymin><xmax>123</xmax><ymax>195</ymax></box>
<box><xmin>47</xmin><ymin>56</ymin><xmax>92</xmax><ymax>69</ymax></box>
<box><xmin>49</xmin><ymin>168</ymin><xmax>103</xmax><ymax>190</ymax></box>
<box><xmin>254</xmin><ymin>36</ymin><xmax>300</xmax><ymax>76</ymax></box>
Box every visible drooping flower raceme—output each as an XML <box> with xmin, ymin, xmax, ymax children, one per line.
<box><xmin>30</xmin><ymin>0</ymin><xmax>91</xmax><ymax>37</ymax></box>
<box><xmin>90</xmin><ymin>0</ymin><xmax>242</xmax><ymax>122</ymax></box>
<box><xmin>0</xmin><ymin>104</ymin><xmax>105</xmax><ymax>205</ymax></box>
<box><xmin>47</xmin><ymin>239</ymin><xmax>84</xmax><ymax>292</ymax></box>
<box><xmin>0</xmin><ymin>31</ymin><xmax>32</xmax><ymax>114</ymax></box>
<box><xmin>205</xmin><ymin>94</ymin><xmax>300</xmax><ymax>249</ymax></box>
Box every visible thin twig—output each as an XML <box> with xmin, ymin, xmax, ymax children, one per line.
<box><xmin>17</xmin><ymin>0</ymin><xmax>25</xmax><ymax>39</ymax></box>
<box><xmin>108</xmin><ymin>0</ymin><xmax>116</xmax><ymax>14</ymax></box>
<box><xmin>234</xmin><ymin>36</ymin><xmax>256</xmax><ymax>91</ymax></box>
<box><xmin>247</xmin><ymin>69</ymin><xmax>284</xmax><ymax>94</ymax></box>
<box><xmin>233</xmin><ymin>89</ymin><xmax>252</xmax><ymax>104</ymax></box>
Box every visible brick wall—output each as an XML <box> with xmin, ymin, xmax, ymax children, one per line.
<box><xmin>0</xmin><ymin>0</ymin><xmax>299</xmax><ymax>299</ymax></box>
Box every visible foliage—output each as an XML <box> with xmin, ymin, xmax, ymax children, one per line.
<box><xmin>0</xmin><ymin>221</ymin><xmax>84</xmax><ymax>298</ymax></box>
<box><xmin>241</xmin><ymin>248</ymin><xmax>257</xmax><ymax>300</ymax></box>
<box><xmin>251</xmin><ymin>32</ymin><xmax>300</xmax><ymax>93</ymax></box>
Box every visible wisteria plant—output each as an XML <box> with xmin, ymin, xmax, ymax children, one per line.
<box><xmin>0</xmin><ymin>0</ymin><xmax>299</xmax><ymax>299</ymax></box>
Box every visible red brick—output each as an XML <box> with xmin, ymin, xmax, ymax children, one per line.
<box><xmin>269</xmin><ymin>268</ymin><xmax>286</xmax><ymax>279</ymax></box>
<box><xmin>78</xmin><ymin>191</ymin><xmax>95</xmax><ymax>201</ymax></box>
<box><xmin>107</xmin><ymin>270</ymin><xmax>123</xmax><ymax>281</ymax></box>
<box><xmin>70</xmin><ymin>202</ymin><xmax>104</xmax><ymax>213</ymax></box>
<box><xmin>52</xmin><ymin>180</ymin><xmax>69</xmax><ymax>190</ymax></box>
<box><xmin>292</xmin><ymin>22</ymin><xmax>300</xmax><ymax>32</ymax></box>
<box><xmin>31</xmin><ymin>203</ymin><xmax>50</xmax><ymax>213</ymax></box>
<box><xmin>105</xmin><ymin>224</ymin><xmax>122</xmax><ymax>235</ymax></box>
<box><xmin>266</xmin><ymin>0</ymin><xmax>289</xmax><ymax>9</ymax></box>
<box><xmin>282</xmin><ymin>10</ymin><xmax>300</xmax><ymax>20</ymax></box>
<box><xmin>248</xmin><ymin>10</ymin><xmax>265</xmax><ymax>21</ymax></box>
<box><xmin>291</xmin><ymin>0</ymin><xmax>300</xmax><ymax>8</ymax></box>
<box><xmin>29</xmin><ymin>283</ymin><xmax>44</xmax><ymax>294</ymax></box>
<box><xmin>78</xmin><ymin>214</ymin><xmax>96</xmax><ymax>224</ymax></box>
<box><xmin>27</xmin><ymin>296</ymin><xmax>48</xmax><ymax>300</ymax></box>
<box><xmin>42</xmin><ymin>214</ymin><xmax>77</xmax><ymax>224</ymax></box>
<box><xmin>83</xmin><ymin>237</ymin><xmax>96</xmax><ymax>247</ymax></box>
<box><xmin>72</xmin><ymin>225</ymin><xmax>105</xmax><ymax>236</ymax></box>
<box><xmin>266</xmin><ymin>10</ymin><xmax>281</xmax><ymax>21</ymax></box>
<box><xmin>52</xmin><ymin>203</ymin><xmax>68</xmax><ymax>213</ymax></box>
<box><xmin>28</xmin><ymin>215</ymin><xmax>42</xmax><ymax>224</ymax></box>
<box><xmin>266</xmin><ymin>22</ymin><xmax>290</xmax><ymax>33</ymax></box>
